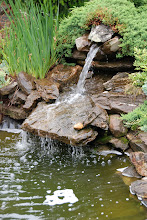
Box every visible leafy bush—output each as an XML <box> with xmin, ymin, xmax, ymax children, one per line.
<box><xmin>2</xmin><ymin>0</ymin><xmax>58</xmax><ymax>79</ymax></box>
<box><xmin>57</xmin><ymin>0</ymin><xmax>147</xmax><ymax>59</ymax></box>
<box><xmin>121</xmin><ymin>101</ymin><xmax>147</xmax><ymax>132</ymax></box>
<box><xmin>129</xmin><ymin>0</ymin><xmax>147</xmax><ymax>7</ymax></box>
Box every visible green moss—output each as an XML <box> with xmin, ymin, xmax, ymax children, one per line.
<box><xmin>97</xmin><ymin>135</ymin><xmax>112</xmax><ymax>144</ymax></box>
<box><xmin>120</xmin><ymin>137</ymin><xmax>129</xmax><ymax>144</ymax></box>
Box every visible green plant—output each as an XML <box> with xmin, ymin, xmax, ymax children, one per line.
<box><xmin>2</xmin><ymin>0</ymin><xmax>59</xmax><ymax>79</ymax></box>
<box><xmin>0</xmin><ymin>60</ymin><xmax>11</xmax><ymax>88</ymax></box>
<box><xmin>57</xmin><ymin>0</ymin><xmax>147</xmax><ymax>60</ymax></box>
<box><xmin>121</xmin><ymin>101</ymin><xmax>147</xmax><ymax>132</ymax></box>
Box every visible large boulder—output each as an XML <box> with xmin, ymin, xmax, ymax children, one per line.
<box><xmin>129</xmin><ymin>152</ymin><xmax>147</xmax><ymax>177</ymax></box>
<box><xmin>109</xmin><ymin>114</ymin><xmax>128</xmax><ymax>137</ymax></box>
<box><xmin>17</xmin><ymin>72</ymin><xmax>36</xmax><ymax>95</ymax></box>
<box><xmin>88</xmin><ymin>24</ymin><xmax>114</xmax><ymax>43</ymax></box>
<box><xmin>127</xmin><ymin>131</ymin><xmax>147</xmax><ymax>153</ymax></box>
<box><xmin>22</xmin><ymin>95</ymin><xmax>109</xmax><ymax>146</ymax></box>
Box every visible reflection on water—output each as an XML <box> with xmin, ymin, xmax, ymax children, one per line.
<box><xmin>0</xmin><ymin>130</ymin><xmax>147</xmax><ymax>220</ymax></box>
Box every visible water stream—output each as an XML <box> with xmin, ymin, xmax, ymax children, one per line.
<box><xmin>76</xmin><ymin>44</ymin><xmax>99</xmax><ymax>94</ymax></box>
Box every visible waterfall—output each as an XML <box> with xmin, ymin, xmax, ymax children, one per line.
<box><xmin>76</xmin><ymin>44</ymin><xmax>99</xmax><ymax>94</ymax></box>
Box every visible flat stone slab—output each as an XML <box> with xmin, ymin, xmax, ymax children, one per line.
<box><xmin>0</xmin><ymin>81</ymin><xmax>17</xmax><ymax>96</ymax></box>
<box><xmin>22</xmin><ymin>95</ymin><xmax>109</xmax><ymax>146</ymax></box>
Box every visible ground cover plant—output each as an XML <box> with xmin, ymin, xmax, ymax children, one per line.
<box><xmin>2</xmin><ymin>0</ymin><xmax>58</xmax><ymax>79</ymax></box>
<box><xmin>57</xmin><ymin>0</ymin><xmax>147</xmax><ymax>59</ymax></box>
<box><xmin>121</xmin><ymin>101</ymin><xmax>147</xmax><ymax>132</ymax></box>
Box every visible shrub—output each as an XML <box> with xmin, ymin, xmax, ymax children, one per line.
<box><xmin>121</xmin><ymin>101</ymin><xmax>147</xmax><ymax>132</ymax></box>
<box><xmin>2</xmin><ymin>0</ymin><xmax>59</xmax><ymax>79</ymax></box>
<box><xmin>57</xmin><ymin>0</ymin><xmax>147</xmax><ymax>59</ymax></box>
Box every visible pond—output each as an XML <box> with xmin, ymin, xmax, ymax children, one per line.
<box><xmin>0</xmin><ymin>128</ymin><xmax>147</xmax><ymax>220</ymax></box>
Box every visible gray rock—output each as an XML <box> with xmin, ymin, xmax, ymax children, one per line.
<box><xmin>109</xmin><ymin>137</ymin><xmax>129</xmax><ymax>151</ymax></box>
<box><xmin>22</xmin><ymin>95</ymin><xmax>108</xmax><ymax>146</ymax></box>
<box><xmin>103</xmin><ymin>72</ymin><xmax>129</xmax><ymax>92</ymax></box>
<box><xmin>0</xmin><ymin>103</ymin><xmax>29</xmax><ymax>120</ymax></box>
<box><xmin>9</xmin><ymin>90</ymin><xmax>27</xmax><ymax>105</ymax></box>
<box><xmin>122</xmin><ymin>166</ymin><xmax>142</xmax><ymax>178</ymax></box>
<box><xmin>35</xmin><ymin>79</ymin><xmax>59</xmax><ymax>102</ymax></box>
<box><xmin>49</xmin><ymin>64</ymin><xmax>82</xmax><ymax>90</ymax></box>
<box><xmin>109</xmin><ymin>114</ymin><xmax>128</xmax><ymax>137</ymax></box>
<box><xmin>23</xmin><ymin>91</ymin><xmax>41</xmax><ymax>111</ymax></box>
<box><xmin>17</xmin><ymin>72</ymin><xmax>36</xmax><ymax>95</ymax></box>
<box><xmin>75</xmin><ymin>34</ymin><xmax>91</xmax><ymax>52</ymax></box>
<box><xmin>91</xmin><ymin>92</ymin><xmax>146</xmax><ymax>114</ymax></box>
<box><xmin>127</xmin><ymin>131</ymin><xmax>147</xmax><ymax>153</ymax></box>
<box><xmin>88</xmin><ymin>24</ymin><xmax>113</xmax><ymax>43</ymax></box>
<box><xmin>77</xmin><ymin>59</ymin><xmax>133</xmax><ymax>71</ymax></box>
<box><xmin>130</xmin><ymin>152</ymin><xmax>147</xmax><ymax>177</ymax></box>
<box><xmin>101</xmin><ymin>36</ymin><xmax>121</xmax><ymax>54</ymax></box>
<box><xmin>0</xmin><ymin>81</ymin><xmax>17</xmax><ymax>96</ymax></box>
<box><xmin>130</xmin><ymin>179</ymin><xmax>147</xmax><ymax>199</ymax></box>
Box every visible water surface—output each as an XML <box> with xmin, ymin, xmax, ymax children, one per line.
<box><xmin>0</xmin><ymin>130</ymin><xmax>147</xmax><ymax>220</ymax></box>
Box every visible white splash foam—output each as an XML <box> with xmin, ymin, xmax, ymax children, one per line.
<box><xmin>43</xmin><ymin>189</ymin><xmax>78</xmax><ymax>206</ymax></box>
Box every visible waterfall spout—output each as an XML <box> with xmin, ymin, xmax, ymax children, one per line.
<box><xmin>76</xmin><ymin>44</ymin><xmax>99</xmax><ymax>94</ymax></box>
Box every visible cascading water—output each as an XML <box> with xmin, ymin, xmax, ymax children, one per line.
<box><xmin>76</xmin><ymin>44</ymin><xmax>99</xmax><ymax>94</ymax></box>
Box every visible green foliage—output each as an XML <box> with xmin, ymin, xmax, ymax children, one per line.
<box><xmin>57</xmin><ymin>0</ymin><xmax>147</xmax><ymax>59</ymax></box>
<box><xmin>142</xmin><ymin>81</ymin><xmax>147</xmax><ymax>95</ymax></box>
<box><xmin>121</xmin><ymin>101</ymin><xmax>147</xmax><ymax>132</ymax></box>
<box><xmin>0</xmin><ymin>60</ymin><xmax>11</xmax><ymax>88</ymax></box>
<box><xmin>128</xmin><ymin>0</ymin><xmax>147</xmax><ymax>7</ymax></box>
<box><xmin>2</xmin><ymin>0</ymin><xmax>58</xmax><ymax>79</ymax></box>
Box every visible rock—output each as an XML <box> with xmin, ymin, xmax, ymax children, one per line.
<box><xmin>49</xmin><ymin>64</ymin><xmax>82</xmax><ymax>90</ymax></box>
<box><xmin>23</xmin><ymin>91</ymin><xmax>41</xmax><ymax>111</ymax></box>
<box><xmin>109</xmin><ymin>114</ymin><xmax>128</xmax><ymax>137</ymax></box>
<box><xmin>101</xmin><ymin>36</ymin><xmax>121</xmax><ymax>54</ymax></box>
<box><xmin>109</xmin><ymin>137</ymin><xmax>129</xmax><ymax>151</ymax></box>
<box><xmin>9</xmin><ymin>90</ymin><xmax>27</xmax><ymax>105</ymax></box>
<box><xmin>129</xmin><ymin>152</ymin><xmax>147</xmax><ymax>177</ymax></box>
<box><xmin>75</xmin><ymin>34</ymin><xmax>91</xmax><ymax>51</ymax></box>
<box><xmin>77</xmin><ymin>59</ymin><xmax>133</xmax><ymax>71</ymax></box>
<box><xmin>0</xmin><ymin>113</ymin><xmax>3</xmax><ymax>124</ymax></box>
<box><xmin>0</xmin><ymin>103</ymin><xmax>29</xmax><ymax>120</ymax></box>
<box><xmin>35</xmin><ymin>79</ymin><xmax>59</xmax><ymax>102</ymax></box>
<box><xmin>122</xmin><ymin>166</ymin><xmax>142</xmax><ymax>178</ymax></box>
<box><xmin>21</xmin><ymin>95</ymin><xmax>109</xmax><ymax>146</ymax></box>
<box><xmin>103</xmin><ymin>72</ymin><xmax>130</xmax><ymax>92</ymax></box>
<box><xmin>130</xmin><ymin>179</ymin><xmax>147</xmax><ymax>199</ymax></box>
<box><xmin>88</xmin><ymin>24</ymin><xmax>114</xmax><ymax>43</ymax></box>
<box><xmin>72</xmin><ymin>50</ymin><xmax>87</xmax><ymax>60</ymax></box>
<box><xmin>74</xmin><ymin>122</ymin><xmax>84</xmax><ymax>130</ymax></box>
<box><xmin>17</xmin><ymin>72</ymin><xmax>36</xmax><ymax>95</ymax></box>
<box><xmin>0</xmin><ymin>81</ymin><xmax>18</xmax><ymax>96</ymax></box>
<box><xmin>91</xmin><ymin>92</ymin><xmax>146</xmax><ymax>114</ymax></box>
<box><xmin>127</xmin><ymin>131</ymin><xmax>147</xmax><ymax>153</ymax></box>
<box><xmin>89</xmin><ymin>105</ymin><xmax>109</xmax><ymax>130</ymax></box>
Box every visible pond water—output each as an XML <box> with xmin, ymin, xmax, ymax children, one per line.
<box><xmin>0</xmin><ymin>129</ymin><xmax>147</xmax><ymax>220</ymax></box>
